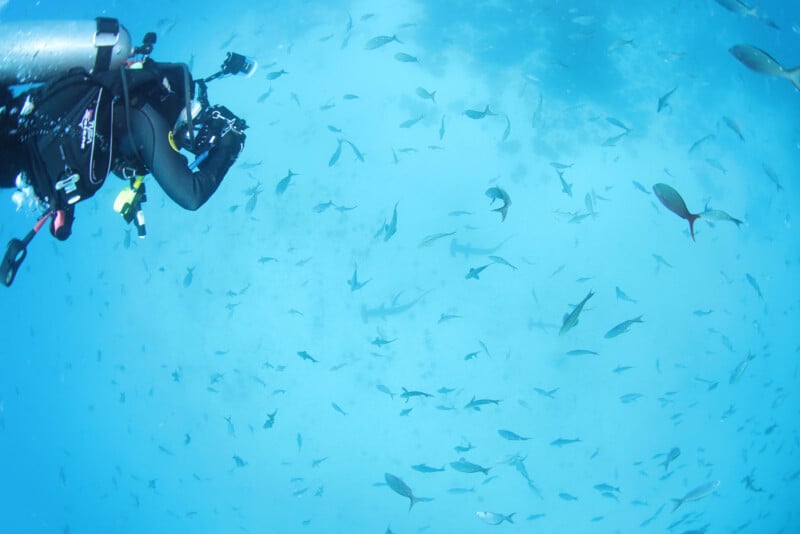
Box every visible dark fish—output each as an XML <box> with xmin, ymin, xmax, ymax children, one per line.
<box><xmin>762</xmin><ymin>163</ymin><xmax>783</xmax><ymax>191</ymax></box>
<box><xmin>715</xmin><ymin>0</ymin><xmax>779</xmax><ymax>29</ymax></box>
<box><xmin>501</xmin><ymin>114</ymin><xmax>511</xmax><ymax>141</ymax></box>
<box><xmin>559</xmin><ymin>290</ymin><xmax>594</xmax><ymax>336</ymax></box>
<box><xmin>275</xmin><ymin>169</ymin><xmax>298</xmax><ymax>195</ymax></box>
<box><xmin>263</xmin><ymin>410</ymin><xmax>277</xmax><ymax>429</ymax></box>
<box><xmin>485</xmin><ymin>186</ymin><xmax>511</xmax><ymax>221</ymax></box>
<box><xmin>657</xmin><ymin>86</ymin><xmax>678</xmax><ymax>112</ymax></box>
<box><xmin>604</xmin><ymin>315</ymin><xmax>644</xmax><ymax>338</ymax></box>
<box><xmin>615</xmin><ymin>286</ymin><xmax>637</xmax><ymax>303</ymax></box>
<box><xmin>297</xmin><ymin>351</ymin><xmax>318</xmax><ymax>363</ymax></box>
<box><xmin>347</xmin><ymin>263</ymin><xmax>370</xmax><ymax>291</ymax></box>
<box><xmin>464</xmin><ymin>396</ymin><xmax>501</xmax><ymax>410</ymax></box>
<box><xmin>257</xmin><ymin>86</ymin><xmax>273</xmax><ymax>103</ymax></box>
<box><xmin>602</xmin><ymin>131</ymin><xmax>628</xmax><ymax>146</ymax></box>
<box><xmin>365</xmin><ymin>35</ymin><xmax>401</xmax><ymax>50</ymax></box>
<box><xmin>342</xmin><ymin>93</ymin><xmax>359</xmax><ymax>100</ymax></box>
<box><xmin>557</xmin><ymin>169</ymin><xmax>572</xmax><ymax>197</ymax></box>
<box><xmin>232</xmin><ymin>455</ymin><xmax>247</xmax><ymax>468</ymax></box>
<box><xmin>566</xmin><ymin>349</ymin><xmax>598</xmax><ymax>356</ymax></box>
<box><xmin>400</xmin><ymin>387</ymin><xmax>433</xmax><ymax>402</ymax></box>
<box><xmin>439</xmin><ymin>115</ymin><xmax>446</xmax><ymax>140</ymax></box>
<box><xmin>328</xmin><ymin>139</ymin><xmax>344</xmax><ymax>167</ymax></box>
<box><xmin>183</xmin><ymin>267</ymin><xmax>194</xmax><ymax>288</ymax></box>
<box><xmin>652</xmin><ymin>183</ymin><xmax>701</xmax><ymax>241</ymax></box>
<box><xmin>464</xmin><ymin>105</ymin><xmax>496</xmax><ymax>119</ymax></box>
<box><xmin>394</xmin><ymin>52</ymin><xmax>419</xmax><ymax>63</ymax></box>
<box><xmin>671</xmin><ymin>480</ymin><xmax>720</xmax><ymax>512</ymax></box>
<box><xmin>344</xmin><ymin>139</ymin><xmax>365</xmax><ymax>162</ymax></box>
<box><xmin>745</xmin><ymin>273</ymin><xmax>762</xmax><ymax>299</ymax></box>
<box><xmin>399</xmin><ymin>114</ymin><xmax>424</xmax><ymax>128</ymax></box>
<box><xmin>729</xmin><ymin>45</ymin><xmax>800</xmax><ymax>90</ymax></box>
<box><xmin>466</xmin><ymin>264</ymin><xmax>491</xmax><ymax>280</ymax></box>
<box><xmin>550</xmin><ymin>437</ymin><xmax>581</xmax><ymax>447</ymax></box>
<box><xmin>606</xmin><ymin>117</ymin><xmax>630</xmax><ymax>131</ymax></box>
<box><xmin>384</xmin><ymin>473</ymin><xmax>426</xmax><ymax>510</ymax></box>
<box><xmin>383</xmin><ymin>203</ymin><xmax>398</xmax><ymax>241</ymax></box>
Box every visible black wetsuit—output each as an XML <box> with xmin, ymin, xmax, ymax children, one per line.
<box><xmin>0</xmin><ymin>69</ymin><xmax>244</xmax><ymax>237</ymax></box>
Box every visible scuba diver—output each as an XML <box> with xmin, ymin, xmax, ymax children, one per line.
<box><xmin>0</xmin><ymin>17</ymin><xmax>256</xmax><ymax>286</ymax></box>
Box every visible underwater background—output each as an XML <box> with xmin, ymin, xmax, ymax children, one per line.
<box><xmin>1</xmin><ymin>0</ymin><xmax>799</xmax><ymax>532</ymax></box>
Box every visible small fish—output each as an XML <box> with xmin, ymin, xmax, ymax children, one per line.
<box><xmin>464</xmin><ymin>396</ymin><xmax>501</xmax><ymax>410</ymax></box>
<box><xmin>657</xmin><ymin>86</ymin><xmax>678</xmax><ymax>112</ymax></box>
<box><xmin>606</xmin><ymin>117</ymin><xmax>630</xmax><ymax>131</ymax></box>
<box><xmin>660</xmin><ymin>447</ymin><xmax>681</xmax><ymax>471</ymax></box>
<box><xmin>376</xmin><ymin>384</ymin><xmax>396</xmax><ymax>399</ymax></box>
<box><xmin>416</xmin><ymin>87</ymin><xmax>436</xmax><ymax>102</ymax></box>
<box><xmin>729</xmin><ymin>45</ymin><xmax>800</xmax><ymax>91</ymax></box>
<box><xmin>604</xmin><ymin>315</ymin><xmax>644</xmax><ymax>338</ymax></box>
<box><xmin>412</xmin><ymin>464</ymin><xmax>445</xmax><ymax>473</ymax></box>
<box><xmin>671</xmin><ymin>480</ymin><xmax>720</xmax><ymax>512</ymax></box>
<box><xmin>704</xmin><ymin>158</ymin><xmax>727</xmax><ymax>175</ymax></box>
<box><xmin>556</xmin><ymin>169</ymin><xmax>572</xmax><ymax>197</ymax></box>
<box><xmin>123</xmin><ymin>228</ymin><xmax>131</xmax><ymax>249</ymax></box>
<box><xmin>394</xmin><ymin>52</ymin><xmax>419</xmax><ymax>63</ymax></box>
<box><xmin>331</xmin><ymin>402</ymin><xmax>347</xmax><ymax>416</ymax></box>
<box><xmin>534</xmin><ymin>387</ymin><xmax>559</xmax><ymax>398</ymax></box>
<box><xmin>297</xmin><ymin>350</ymin><xmax>318</xmax><ymax>363</ymax></box>
<box><xmin>448</xmin><ymin>487</ymin><xmax>475</xmax><ymax>494</ymax></box>
<box><xmin>653</xmin><ymin>183</ymin><xmax>701</xmax><ymax>241</ymax></box>
<box><xmin>688</xmin><ymin>134</ymin><xmax>715</xmax><ymax>154</ymax></box>
<box><xmin>722</xmin><ymin>116</ymin><xmax>745</xmax><ymax>141</ymax></box>
<box><xmin>615</xmin><ymin>286</ymin><xmax>637</xmax><ymax>303</ymax></box>
<box><xmin>418</xmin><ymin>231</ymin><xmax>456</xmax><ymax>248</ymax></box>
<box><xmin>263</xmin><ymin>410</ymin><xmax>277</xmax><ymax>429</ymax></box>
<box><xmin>566</xmin><ymin>349</ymin><xmax>598</xmax><ymax>356</ymax></box>
<box><xmin>652</xmin><ymin>254</ymin><xmax>673</xmax><ymax>268</ymax></box>
<box><xmin>347</xmin><ymin>263</ymin><xmax>370</xmax><ymax>291</ymax></box>
<box><xmin>328</xmin><ymin>138</ymin><xmax>344</xmax><ymax>167</ymax></box>
<box><xmin>466</xmin><ymin>264</ymin><xmax>491</xmax><ymax>280</ymax></box>
<box><xmin>384</xmin><ymin>472</ymin><xmax>427</xmax><ymax>510</ymax></box>
<box><xmin>342</xmin><ymin>93</ymin><xmax>359</xmax><ymax>100</ymax></box>
<box><xmin>450</xmin><ymin>458</ymin><xmax>490</xmax><ymax>475</ymax></box>
<box><xmin>501</xmin><ymin>114</ymin><xmax>511</xmax><ymax>141</ymax></box>
<box><xmin>613</xmin><ymin>365</ymin><xmax>633</xmax><ymax>374</ymax></box>
<box><xmin>559</xmin><ymin>290</ymin><xmax>594</xmax><ymax>336</ymax></box>
<box><xmin>344</xmin><ymin>139</ymin><xmax>365</xmax><ymax>162</ymax></box>
<box><xmin>399</xmin><ymin>114</ymin><xmax>424</xmax><ymax>128</ymax></box>
<box><xmin>400</xmin><ymin>387</ymin><xmax>433</xmax><ymax>402</ymax></box>
<box><xmin>485</xmin><ymin>186</ymin><xmax>511</xmax><ymax>221</ymax></box>
<box><xmin>275</xmin><ymin>169</ymin><xmax>298</xmax><ymax>195</ymax></box>
<box><xmin>745</xmin><ymin>273</ymin><xmax>762</xmax><ymax>299</ymax></box>
<box><xmin>498</xmin><ymin>429</ymin><xmax>530</xmax><ymax>441</ymax></box>
<box><xmin>183</xmin><ymin>267</ymin><xmax>194</xmax><ymax>288</ymax></box>
<box><xmin>620</xmin><ymin>393</ymin><xmax>643</xmax><ymax>403</ymax></box>
<box><xmin>559</xmin><ymin>492</ymin><xmax>579</xmax><ymax>501</ymax></box>
<box><xmin>632</xmin><ymin>181</ymin><xmax>650</xmax><ymax>195</ymax></box>
<box><xmin>232</xmin><ymin>455</ymin><xmax>247</xmax><ymax>468</ymax></box>
<box><xmin>438</xmin><ymin>313</ymin><xmax>461</xmax><ymax>323</ymax></box>
<box><xmin>297</xmin><ymin>433</ymin><xmax>303</xmax><ymax>451</ymax></box>
<box><xmin>327</xmin><ymin>125</ymin><xmax>342</xmax><ymax>133</ymax></box>
<box><xmin>439</xmin><ymin>115</ymin><xmax>446</xmax><ymax>140</ymax></box>
<box><xmin>602</xmin><ymin>131</ymin><xmax>628</xmax><ymax>147</ymax></box>
<box><xmin>383</xmin><ymin>203</ymin><xmax>399</xmax><ymax>241</ymax></box>
<box><xmin>700</xmin><ymin>208</ymin><xmax>743</xmax><ymax>228</ymax></box>
<box><xmin>489</xmin><ymin>255</ymin><xmax>517</xmax><ymax>270</ymax></box>
<box><xmin>594</xmin><ymin>483</ymin><xmax>620</xmax><ymax>493</ymax></box>
<box><xmin>729</xmin><ymin>352</ymin><xmax>756</xmax><ymax>384</ymax></box>
<box><xmin>365</xmin><ymin>35</ymin><xmax>401</xmax><ymax>50</ymax></box>
<box><xmin>762</xmin><ymin>163</ymin><xmax>783</xmax><ymax>191</ymax></box>
<box><xmin>314</xmin><ymin>200</ymin><xmax>335</xmax><ymax>213</ymax></box>
<box><xmin>476</xmin><ymin>512</ymin><xmax>515</xmax><ymax>525</ymax></box>
<box><xmin>265</xmin><ymin>69</ymin><xmax>288</xmax><ymax>80</ymax></box>
<box><xmin>550</xmin><ymin>438</ymin><xmax>581</xmax><ymax>447</ymax></box>
<box><xmin>464</xmin><ymin>105</ymin><xmax>496</xmax><ymax>119</ymax></box>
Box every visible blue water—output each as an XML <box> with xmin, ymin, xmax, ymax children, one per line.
<box><xmin>1</xmin><ymin>0</ymin><xmax>799</xmax><ymax>532</ymax></box>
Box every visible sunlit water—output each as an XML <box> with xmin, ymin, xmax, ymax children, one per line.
<box><xmin>1</xmin><ymin>1</ymin><xmax>798</xmax><ymax>532</ymax></box>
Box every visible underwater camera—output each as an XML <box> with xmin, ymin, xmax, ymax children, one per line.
<box><xmin>220</xmin><ymin>52</ymin><xmax>257</xmax><ymax>78</ymax></box>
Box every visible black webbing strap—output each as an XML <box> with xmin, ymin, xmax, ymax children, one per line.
<box><xmin>93</xmin><ymin>17</ymin><xmax>120</xmax><ymax>73</ymax></box>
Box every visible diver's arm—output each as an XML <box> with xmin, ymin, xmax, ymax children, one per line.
<box><xmin>129</xmin><ymin>104</ymin><xmax>243</xmax><ymax>210</ymax></box>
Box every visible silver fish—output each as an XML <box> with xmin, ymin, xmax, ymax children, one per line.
<box><xmin>464</xmin><ymin>105</ymin><xmax>495</xmax><ymax>119</ymax></box>
<box><xmin>394</xmin><ymin>52</ymin><xmax>419</xmax><ymax>63</ymax></box>
<box><xmin>657</xmin><ymin>86</ymin><xmax>677</xmax><ymax>112</ymax></box>
<box><xmin>671</xmin><ymin>480</ymin><xmax>720</xmax><ymax>512</ymax></box>
<box><xmin>729</xmin><ymin>45</ymin><xmax>800</xmax><ymax>91</ymax></box>
<box><xmin>498</xmin><ymin>429</ymin><xmax>530</xmax><ymax>441</ymax></box>
<box><xmin>722</xmin><ymin>116</ymin><xmax>745</xmax><ymax>141</ymax></box>
<box><xmin>485</xmin><ymin>186</ymin><xmax>511</xmax><ymax>221</ymax></box>
<box><xmin>700</xmin><ymin>209</ymin><xmax>743</xmax><ymax>228</ymax></box>
<box><xmin>559</xmin><ymin>290</ymin><xmax>594</xmax><ymax>335</ymax></box>
<box><xmin>399</xmin><ymin>114</ymin><xmax>424</xmax><ymax>128</ymax></box>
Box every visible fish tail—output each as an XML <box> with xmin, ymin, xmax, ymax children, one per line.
<box><xmin>506</xmin><ymin>513</ymin><xmax>516</xmax><ymax>524</ymax></box>
<box><xmin>688</xmin><ymin>213</ymin><xmax>700</xmax><ymax>241</ymax></box>
<box><xmin>409</xmin><ymin>495</ymin><xmax>421</xmax><ymax>510</ymax></box>
<box><xmin>787</xmin><ymin>67</ymin><xmax>800</xmax><ymax>92</ymax></box>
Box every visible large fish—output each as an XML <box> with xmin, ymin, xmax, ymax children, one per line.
<box><xmin>653</xmin><ymin>183</ymin><xmax>701</xmax><ymax>241</ymax></box>
<box><xmin>714</xmin><ymin>0</ymin><xmax>779</xmax><ymax>29</ymax></box>
<box><xmin>384</xmin><ymin>473</ymin><xmax>425</xmax><ymax>510</ymax></box>
<box><xmin>671</xmin><ymin>480</ymin><xmax>720</xmax><ymax>512</ymax></box>
<box><xmin>729</xmin><ymin>45</ymin><xmax>800</xmax><ymax>91</ymax></box>
<box><xmin>559</xmin><ymin>290</ymin><xmax>594</xmax><ymax>336</ymax></box>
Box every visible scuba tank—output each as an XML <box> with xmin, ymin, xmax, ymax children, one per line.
<box><xmin>0</xmin><ymin>17</ymin><xmax>133</xmax><ymax>85</ymax></box>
